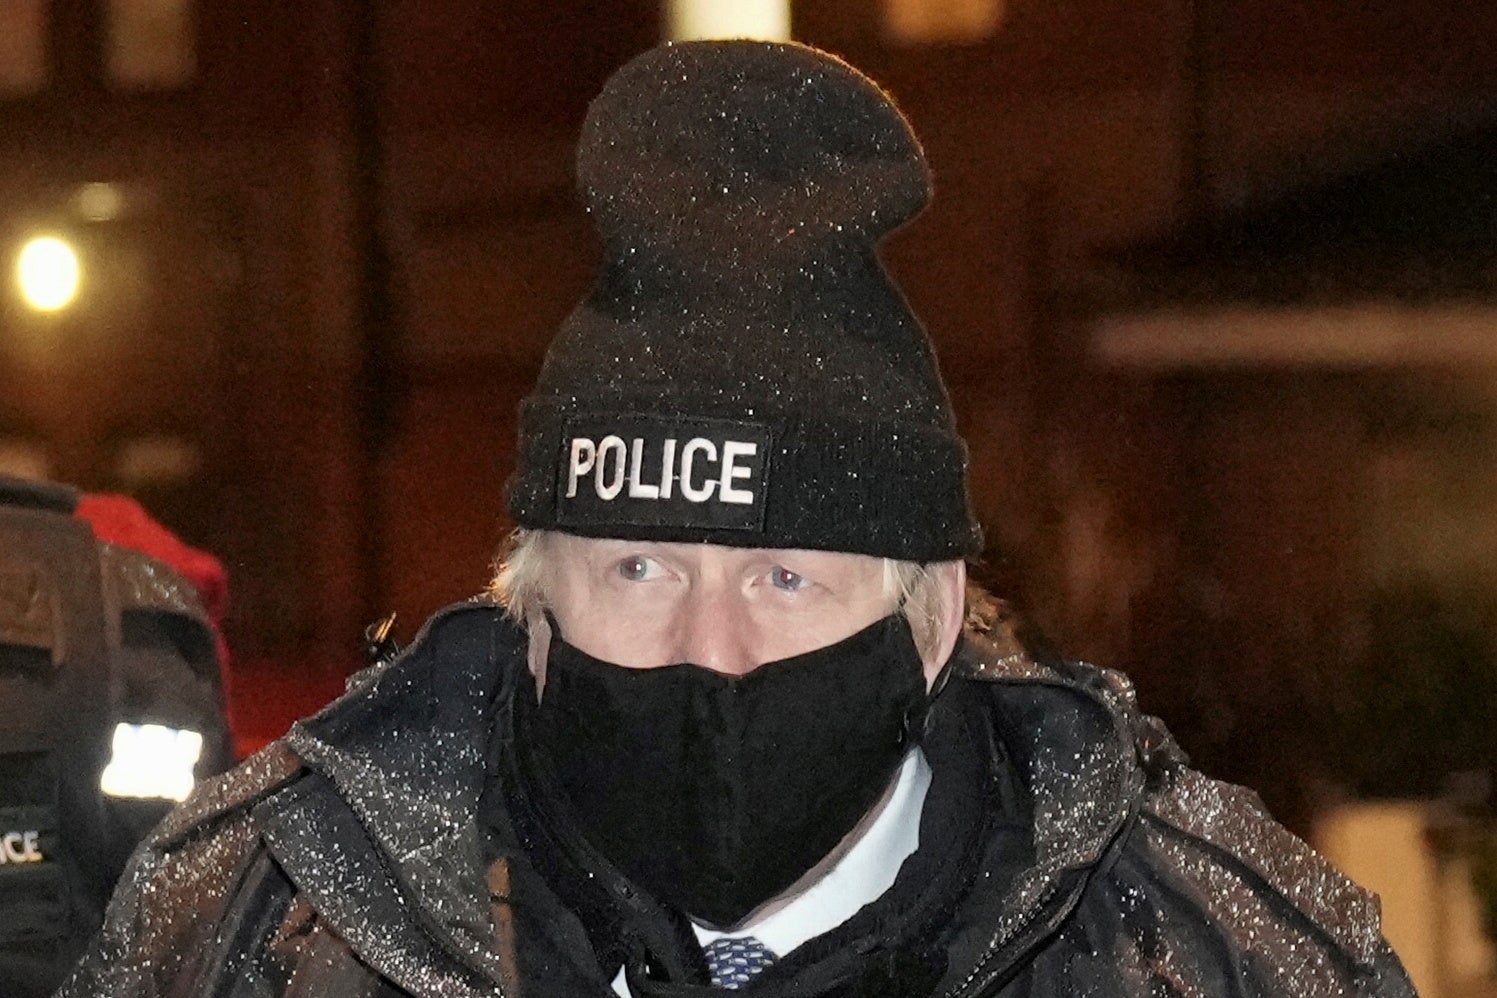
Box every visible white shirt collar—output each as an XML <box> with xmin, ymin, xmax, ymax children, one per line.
<box><xmin>612</xmin><ymin>749</ymin><xmax>931</xmax><ymax>996</ymax></box>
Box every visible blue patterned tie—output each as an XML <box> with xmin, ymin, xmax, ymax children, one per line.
<box><xmin>703</xmin><ymin>935</ymin><xmax>777</xmax><ymax>989</ymax></box>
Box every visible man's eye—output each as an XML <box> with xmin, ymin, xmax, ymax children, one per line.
<box><xmin>770</xmin><ymin>567</ymin><xmax>808</xmax><ymax>592</ymax></box>
<box><xmin>618</xmin><ymin>556</ymin><xmax>658</xmax><ymax>582</ymax></box>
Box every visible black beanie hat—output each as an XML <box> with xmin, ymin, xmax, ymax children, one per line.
<box><xmin>507</xmin><ymin>40</ymin><xmax>981</xmax><ymax>562</ymax></box>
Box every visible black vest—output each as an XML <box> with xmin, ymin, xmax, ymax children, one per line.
<box><xmin>0</xmin><ymin>476</ymin><xmax>233</xmax><ymax>998</ymax></box>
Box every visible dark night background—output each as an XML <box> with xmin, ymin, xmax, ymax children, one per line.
<box><xmin>3</xmin><ymin>3</ymin><xmax>1497</xmax><ymax>986</ymax></box>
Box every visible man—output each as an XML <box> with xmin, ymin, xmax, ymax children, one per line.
<box><xmin>0</xmin><ymin>477</ymin><xmax>233</xmax><ymax>998</ymax></box>
<box><xmin>60</xmin><ymin>40</ymin><xmax>1414</xmax><ymax>997</ymax></box>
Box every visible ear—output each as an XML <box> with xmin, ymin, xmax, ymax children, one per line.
<box><xmin>922</xmin><ymin>560</ymin><xmax>967</xmax><ymax>689</ymax></box>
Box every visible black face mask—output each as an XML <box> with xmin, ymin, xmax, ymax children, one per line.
<box><xmin>530</xmin><ymin>614</ymin><xmax>930</xmax><ymax>929</ymax></box>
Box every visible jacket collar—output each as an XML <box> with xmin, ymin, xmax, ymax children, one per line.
<box><xmin>276</xmin><ymin>601</ymin><xmax>526</xmax><ymax>991</ymax></box>
<box><xmin>936</xmin><ymin>633</ymin><xmax>1146</xmax><ymax>995</ymax></box>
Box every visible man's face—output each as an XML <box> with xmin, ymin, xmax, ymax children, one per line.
<box><xmin>543</xmin><ymin>533</ymin><xmax>907</xmax><ymax>679</ymax></box>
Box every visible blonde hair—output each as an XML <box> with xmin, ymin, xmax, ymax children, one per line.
<box><xmin>490</xmin><ymin>529</ymin><xmax>954</xmax><ymax>662</ymax></box>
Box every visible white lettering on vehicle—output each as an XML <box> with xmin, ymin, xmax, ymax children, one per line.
<box><xmin>0</xmin><ymin>830</ymin><xmax>42</xmax><ymax>864</ymax></box>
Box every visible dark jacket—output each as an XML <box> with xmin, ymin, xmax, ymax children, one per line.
<box><xmin>58</xmin><ymin>602</ymin><xmax>1415</xmax><ymax>998</ymax></box>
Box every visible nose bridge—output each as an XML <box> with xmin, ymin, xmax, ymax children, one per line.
<box><xmin>678</xmin><ymin>573</ymin><xmax>758</xmax><ymax>675</ymax></box>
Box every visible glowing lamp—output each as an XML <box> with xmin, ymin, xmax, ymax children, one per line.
<box><xmin>667</xmin><ymin>0</ymin><xmax>790</xmax><ymax>40</ymax></box>
<box><xmin>15</xmin><ymin>235</ymin><xmax>81</xmax><ymax>312</ymax></box>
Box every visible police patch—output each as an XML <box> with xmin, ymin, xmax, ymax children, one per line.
<box><xmin>0</xmin><ymin>803</ymin><xmax>64</xmax><ymax>945</ymax></box>
<box><xmin>556</xmin><ymin>414</ymin><xmax>771</xmax><ymax>532</ymax></box>
<box><xmin>0</xmin><ymin>560</ymin><xmax>57</xmax><ymax>657</ymax></box>
<box><xmin>0</xmin><ymin>804</ymin><xmax>55</xmax><ymax>867</ymax></box>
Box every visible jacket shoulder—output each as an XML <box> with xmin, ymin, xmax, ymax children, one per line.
<box><xmin>1055</xmin><ymin>655</ymin><xmax>1414</xmax><ymax>993</ymax></box>
<box><xmin>58</xmin><ymin>751</ymin><xmax>301</xmax><ymax>997</ymax></box>
<box><xmin>1118</xmin><ymin>758</ymin><xmax>1417</xmax><ymax>996</ymax></box>
<box><xmin>139</xmin><ymin>604</ymin><xmax>508</xmax><ymax>847</ymax></box>
<box><xmin>956</xmin><ymin>636</ymin><xmax>1414</xmax><ymax>996</ymax></box>
<box><xmin>149</xmin><ymin>739</ymin><xmax>306</xmax><ymax>848</ymax></box>
<box><xmin>1146</xmin><ymin>767</ymin><xmax>1374</xmax><ymax>950</ymax></box>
